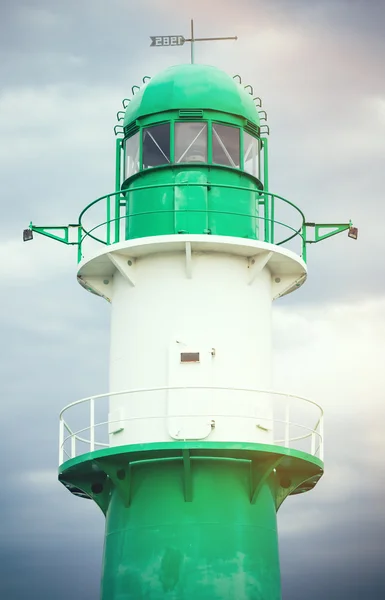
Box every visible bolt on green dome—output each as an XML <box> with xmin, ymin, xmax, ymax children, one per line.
<box><xmin>123</xmin><ymin>64</ymin><xmax>260</xmax><ymax>127</ymax></box>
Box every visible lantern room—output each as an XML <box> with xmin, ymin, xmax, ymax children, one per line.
<box><xmin>119</xmin><ymin>64</ymin><xmax>266</xmax><ymax>241</ymax></box>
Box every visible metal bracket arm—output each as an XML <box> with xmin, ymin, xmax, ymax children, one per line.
<box><xmin>250</xmin><ymin>456</ymin><xmax>283</xmax><ymax>504</ymax></box>
<box><xmin>95</xmin><ymin>459</ymin><xmax>132</xmax><ymax>508</ymax></box>
<box><xmin>27</xmin><ymin>222</ymin><xmax>80</xmax><ymax>245</ymax></box>
<box><xmin>305</xmin><ymin>221</ymin><xmax>353</xmax><ymax>244</ymax></box>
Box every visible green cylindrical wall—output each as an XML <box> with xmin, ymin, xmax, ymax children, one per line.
<box><xmin>100</xmin><ymin>459</ymin><xmax>281</xmax><ymax>600</ymax></box>
<box><xmin>124</xmin><ymin>167</ymin><xmax>260</xmax><ymax>241</ymax></box>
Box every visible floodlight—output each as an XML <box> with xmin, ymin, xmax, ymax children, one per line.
<box><xmin>23</xmin><ymin>229</ymin><xmax>33</xmax><ymax>242</ymax></box>
<box><xmin>348</xmin><ymin>227</ymin><xmax>358</xmax><ymax>240</ymax></box>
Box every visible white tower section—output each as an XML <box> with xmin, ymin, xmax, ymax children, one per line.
<box><xmin>78</xmin><ymin>235</ymin><xmax>306</xmax><ymax>448</ymax></box>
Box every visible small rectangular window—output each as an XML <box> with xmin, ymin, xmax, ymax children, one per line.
<box><xmin>180</xmin><ymin>352</ymin><xmax>200</xmax><ymax>363</ymax></box>
<box><xmin>175</xmin><ymin>122</ymin><xmax>207</xmax><ymax>163</ymax></box>
<box><xmin>244</xmin><ymin>132</ymin><xmax>260</xmax><ymax>178</ymax></box>
<box><xmin>125</xmin><ymin>132</ymin><xmax>140</xmax><ymax>178</ymax></box>
<box><xmin>212</xmin><ymin>124</ymin><xmax>240</xmax><ymax>168</ymax></box>
<box><xmin>142</xmin><ymin>124</ymin><xmax>170</xmax><ymax>169</ymax></box>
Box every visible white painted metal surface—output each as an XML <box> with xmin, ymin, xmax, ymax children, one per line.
<box><xmin>74</xmin><ymin>235</ymin><xmax>309</xmax><ymax>453</ymax></box>
<box><xmin>58</xmin><ymin>386</ymin><xmax>324</xmax><ymax>465</ymax></box>
<box><xmin>77</xmin><ymin>235</ymin><xmax>307</xmax><ymax>300</ymax></box>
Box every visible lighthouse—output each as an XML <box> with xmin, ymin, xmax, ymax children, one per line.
<box><xmin>25</xmin><ymin>62</ymin><xmax>356</xmax><ymax>599</ymax></box>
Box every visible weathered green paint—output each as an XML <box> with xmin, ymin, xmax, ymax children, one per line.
<box><xmin>101</xmin><ymin>459</ymin><xmax>281</xmax><ymax>600</ymax></box>
<box><xmin>262</xmin><ymin>138</ymin><xmax>270</xmax><ymax>243</ymax></box>
<box><xmin>120</xmin><ymin>99</ymin><xmax>264</xmax><ymax>241</ymax></box>
<box><xmin>59</xmin><ymin>442</ymin><xmax>323</xmax><ymax>598</ymax></box>
<box><xmin>123</xmin><ymin>166</ymin><xmax>260</xmax><ymax>240</ymax></box>
<box><xmin>123</xmin><ymin>65</ymin><xmax>260</xmax><ymax>128</ymax></box>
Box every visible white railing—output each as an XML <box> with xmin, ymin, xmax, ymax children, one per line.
<box><xmin>59</xmin><ymin>386</ymin><xmax>324</xmax><ymax>465</ymax></box>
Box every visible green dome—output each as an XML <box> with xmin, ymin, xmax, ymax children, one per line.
<box><xmin>123</xmin><ymin>64</ymin><xmax>260</xmax><ymax>127</ymax></box>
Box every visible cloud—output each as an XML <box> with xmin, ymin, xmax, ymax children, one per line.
<box><xmin>0</xmin><ymin>235</ymin><xmax>74</xmax><ymax>281</ymax></box>
<box><xmin>273</xmin><ymin>297</ymin><xmax>385</xmax><ymax>414</ymax></box>
<box><xmin>274</xmin><ymin>295</ymin><xmax>385</xmax><ymax>595</ymax></box>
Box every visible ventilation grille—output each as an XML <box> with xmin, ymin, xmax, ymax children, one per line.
<box><xmin>180</xmin><ymin>352</ymin><xmax>200</xmax><ymax>363</ymax></box>
<box><xmin>124</xmin><ymin>121</ymin><xmax>140</xmax><ymax>138</ymax></box>
<box><xmin>178</xmin><ymin>109</ymin><xmax>204</xmax><ymax>119</ymax></box>
<box><xmin>245</xmin><ymin>120</ymin><xmax>260</xmax><ymax>137</ymax></box>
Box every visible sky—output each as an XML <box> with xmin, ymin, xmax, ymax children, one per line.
<box><xmin>1</xmin><ymin>0</ymin><xmax>384</xmax><ymax>598</ymax></box>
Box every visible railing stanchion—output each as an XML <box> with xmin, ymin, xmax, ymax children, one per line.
<box><xmin>115</xmin><ymin>139</ymin><xmax>122</xmax><ymax>243</ymax></box>
<box><xmin>302</xmin><ymin>223</ymin><xmax>307</xmax><ymax>263</ymax></box>
<box><xmin>284</xmin><ymin>400</ymin><xmax>290</xmax><ymax>448</ymax></box>
<box><xmin>106</xmin><ymin>195</ymin><xmax>111</xmax><ymax>245</ymax></box>
<box><xmin>77</xmin><ymin>225</ymin><xmax>82</xmax><ymax>264</ymax></box>
<box><xmin>319</xmin><ymin>414</ymin><xmax>324</xmax><ymax>461</ymax></box>
<box><xmin>59</xmin><ymin>419</ymin><xmax>64</xmax><ymax>465</ymax></box>
<box><xmin>270</xmin><ymin>194</ymin><xmax>275</xmax><ymax>244</ymax></box>
<box><xmin>71</xmin><ymin>434</ymin><xmax>76</xmax><ymax>459</ymax></box>
<box><xmin>90</xmin><ymin>397</ymin><xmax>95</xmax><ymax>452</ymax></box>
<box><xmin>311</xmin><ymin>431</ymin><xmax>315</xmax><ymax>456</ymax></box>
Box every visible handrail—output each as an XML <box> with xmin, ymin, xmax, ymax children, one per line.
<box><xmin>59</xmin><ymin>386</ymin><xmax>323</xmax><ymax>419</ymax></box>
<box><xmin>59</xmin><ymin>386</ymin><xmax>324</xmax><ymax>465</ymax></box>
<box><xmin>76</xmin><ymin>185</ymin><xmax>306</xmax><ymax>262</ymax></box>
<box><xmin>63</xmin><ymin>415</ymin><xmax>322</xmax><ymax>445</ymax></box>
<box><xmin>62</xmin><ymin>416</ymin><xmax>322</xmax><ymax>463</ymax></box>
<box><xmin>79</xmin><ymin>211</ymin><xmax>305</xmax><ymax>255</ymax></box>
<box><xmin>79</xmin><ymin>185</ymin><xmax>305</xmax><ymax>224</ymax></box>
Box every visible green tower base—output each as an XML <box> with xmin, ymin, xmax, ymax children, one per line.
<box><xmin>59</xmin><ymin>442</ymin><xmax>323</xmax><ymax>600</ymax></box>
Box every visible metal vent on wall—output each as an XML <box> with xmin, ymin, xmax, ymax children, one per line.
<box><xmin>124</xmin><ymin>121</ymin><xmax>140</xmax><ymax>138</ymax></box>
<box><xmin>180</xmin><ymin>352</ymin><xmax>200</xmax><ymax>363</ymax></box>
<box><xmin>245</xmin><ymin>120</ymin><xmax>261</xmax><ymax>137</ymax></box>
<box><xmin>178</xmin><ymin>109</ymin><xmax>204</xmax><ymax>119</ymax></box>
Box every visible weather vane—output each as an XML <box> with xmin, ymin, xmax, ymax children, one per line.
<box><xmin>150</xmin><ymin>18</ymin><xmax>237</xmax><ymax>64</ymax></box>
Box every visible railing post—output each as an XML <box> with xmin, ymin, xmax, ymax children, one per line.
<box><xmin>311</xmin><ymin>431</ymin><xmax>315</xmax><ymax>456</ymax></box>
<box><xmin>71</xmin><ymin>434</ymin><xmax>76</xmax><ymax>459</ymax></box>
<box><xmin>59</xmin><ymin>419</ymin><xmax>64</xmax><ymax>465</ymax></box>
<box><xmin>262</xmin><ymin>138</ymin><xmax>269</xmax><ymax>243</ymax></box>
<box><xmin>302</xmin><ymin>223</ymin><xmax>307</xmax><ymax>263</ymax></box>
<box><xmin>90</xmin><ymin>397</ymin><xmax>95</xmax><ymax>452</ymax></box>
<box><xmin>106</xmin><ymin>195</ymin><xmax>111</xmax><ymax>245</ymax></box>
<box><xmin>284</xmin><ymin>401</ymin><xmax>290</xmax><ymax>448</ymax></box>
<box><xmin>77</xmin><ymin>225</ymin><xmax>83</xmax><ymax>264</ymax></box>
<box><xmin>319</xmin><ymin>414</ymin><xmax>324</xmax><ymax>461</ymax></box>
<box><xmin>115</xmin><ymin>138</ymin><xmax>122</xmax><ymax>243</ymax></box>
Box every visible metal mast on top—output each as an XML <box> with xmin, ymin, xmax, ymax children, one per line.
<box><xmin>150</xmin><ymin>19</ymin><xmax>237</xmax><ymax>63</ymax></box>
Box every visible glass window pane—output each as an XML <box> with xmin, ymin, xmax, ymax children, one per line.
<box><xmin>142</xmin><ymin>124</ymin><xmax>170</xmax><ymax>169</ymax></box>
<box><xmin>175</xmin><ymin>122</ymin><xmax>207</xmax><ymax>163</ymax></box>
<box><xmin>244</xmin><ymin>132</ymin><xmax>260</xmax><ymax>178</ymax></box>
<box><xmin>212</xmin><ymin>124</ymin><xmax>240</xmax><ymax>168</ymax></box>
<box><xmin>125</xmin><ymin>132</ymin><xmax>140</xmax><ymax>178</ymax></box>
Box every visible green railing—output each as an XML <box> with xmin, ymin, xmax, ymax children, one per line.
<box><xmin>76</xmin><ymin>184</ymin><xmax>307</xmax><ymax>263</ymax></box>
<box><xmin>27</xmin><ymin>182</ymin><xmax>354</xmax><ymax>264</ymax></box>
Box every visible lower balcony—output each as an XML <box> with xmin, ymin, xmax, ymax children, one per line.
<box><xmin>59</xmin><ymin>386</ymin><xmax>323</xmax><ymax>466</ymax></box>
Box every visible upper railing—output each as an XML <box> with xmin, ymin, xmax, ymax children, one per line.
<box><xmin>59</xmin><ymin>386</ymin><xmax>324</xmax><ymax>466</ymax></box>
<box><xmin>76</xmin><ymin>185</ymin><xmax>308</xmax><ymax>263</ymax></box>
<box><xmin>27</xmin><ymin>181</ymin><xmax>354</xmax><ymax>262</ymax></box>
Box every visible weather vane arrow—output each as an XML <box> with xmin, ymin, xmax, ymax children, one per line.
<box><xmin>150</xmin><ymin>35</ymin><xmax>186</xmax><ymax>47</ymax></box>
<box><xmin>150</xmin><ymin>19</ymin><xmax>237</xmax><ymax>63</ymax></box>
